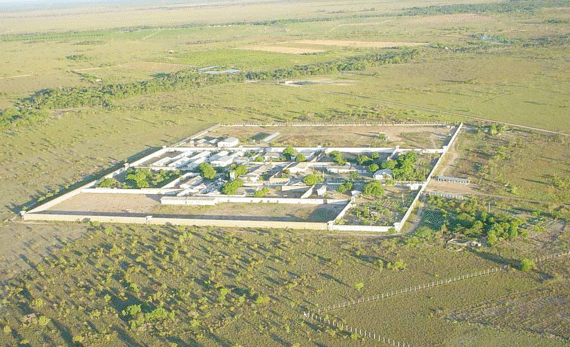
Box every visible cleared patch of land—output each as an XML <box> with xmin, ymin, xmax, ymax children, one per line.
<box><xmin>295</xmin><ymin>40</ymin><xmax>429</xmax><ymax>48</ymax></box>
<box><xmin>237</xmin><ymin>45</ymin><xmax>326</xmax><ymax>55</ymax></box>
<box><xmin>44</xmin><ymin>193</ymin><xmax>344</xmax><ymax>223</ymax></box>
<box><xmin>205</xmin><ymin>124</ymin><xmax>452</xmax><ymax>148</ymax></box>
<box><xmin>406</xmin><ymin>13</ymin><xmax>495</xmax><ymax>25</ymax></box>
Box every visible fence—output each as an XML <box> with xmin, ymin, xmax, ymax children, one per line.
<box><xmin>316</xmin><ymin>264</ymin><xmax>509</xmax><ymax>313</ymax></box>
<box><xmin>22</xmin><ymin>212</ymin><xmax>329</xmax><ymax>231</ymax></box>
<box><xmin>303</xmin><ymin>311</ymin><xmax>413</xmax><ymax>347</ymax></box>
<box><xmin>426</xmin><ymin>191</ymin><xmax>465</xmax><ymax>200</ymax></box>
<box><xmin>220</xmin><ymin>121</ymin><xmax>452</xmax><ymax>128</ymax></box>
<box><xmin>161</xmin><ymin>196</ymin><xmax>348</xmax><ymax>205</ymax></box>
<box><xmin>303</xmin><ymin>249</ymin><xmax>570</xmax><ymax>346</ymax></box>
<box><xmin>394</xmin><ymin>123</ymin><xmax>463</xmax><ymax>232</ymax></box>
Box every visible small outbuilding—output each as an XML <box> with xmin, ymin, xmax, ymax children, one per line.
<box><xmin>373</xmin><ymin>169</ymin><xmax>393</xmax><ymax>180</ymax></box>
<box><xmin>217</xmin><ymin>137</ymin><xmax>239</xmax><ymax>148</ymax></box>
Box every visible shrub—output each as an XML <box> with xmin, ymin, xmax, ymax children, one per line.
<box><xmin>303</xmin><ymin>174</ymin><xmax>323</xmax><ymax>186</ymax></box>
<box><xmin>199</xmin><ymin>163</ymin><xmax>216</xmax><ymax>180</ymax></box>
<box><xmin>222</xmin><ymin>179</ymin><xmax>243</xmax><ymax>195</ymax></box>
<box><xmin>254</xmin><ymin>187</ymin><xmax>270</xmax><ymax>197</ymax></box>
<box><xmin>363</xmin><ymin>181</ymin><xmax>385</xmax><ymax>196</ymax></box>
<box><xmin>519</xmin><ymin>258</ymin><xmax>535</xmax><ymax>272</ymax></box>
<box><xmin>337</xmin><ymin>182</ymin><xmax>353</xmax><ymax>193</ymax></box>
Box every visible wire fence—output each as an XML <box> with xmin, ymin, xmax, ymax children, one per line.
<box><xmin>315</xmin><ymin>265</ymin><xmax>509</xmax><ymax>313</ymax></box>
<box><xmin>303</xmin><ymin>311</ymin><xmax>413</xmax><ymax>347</ymax></box>
<box><xmin>304</xmin><ymin>250</ymin><xmax>569</xmax><ymax>345</ymax></box>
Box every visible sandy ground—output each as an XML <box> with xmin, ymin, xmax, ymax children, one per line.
<box><xmin>237</xmin><ymin>46</ymin><xmax>326</xmax><ymax>54</ymax></box>
<box><xmin>48</xmin><ymin>193</ymin><xmax>160</xmax><ymax>214</ymax></box>
<box><xmin>294</xmin><ymin>40</ymin><xmax>428</xmax><ymax>48</ymax></box>
<box><xmin>205</xmin><ymin>125</ymin><xmax>452</xmax><ymax>148</ymax></box>
<box><xmin>406</xmin><ymin>14</ymin><xmax>494</xmax><ymax>25</ymax></box>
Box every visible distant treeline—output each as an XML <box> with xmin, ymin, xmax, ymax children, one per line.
<box><xmin>0</xmin><ymin>49</ymin><xmax>418</xmax><ymax>130</ymax></box>
<box><xmin>245</xmin><ymin>49</ymin><xmax>417</xmax><ymax>80</ymax></box>
<box><xmin>404</xmin><ymin>0</ymin><xmax>570</xmax><ymax>16</ymax></box>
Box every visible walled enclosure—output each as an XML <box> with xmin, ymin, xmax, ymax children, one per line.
<box><xmin>22</xmin><ymin>122</ymin><xmax>463</xmax><ymax>232</ymax></box>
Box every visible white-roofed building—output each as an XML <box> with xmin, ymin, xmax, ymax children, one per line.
<box><xmin>373</xmin><ymin>169</ymin><xmax>393</xmax><ymax>180</ymax></box>
<box><xmin>217</xmin><ymin>137</ymin><xmax>239</xmax><ymax>148</ymax></box>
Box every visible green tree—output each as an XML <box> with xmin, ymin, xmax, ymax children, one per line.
<box><xmin>303</xmin><ymin>174</ymin><xmax>323</xmax><ymax>186</ymax></box>
<box><xmin>199</xmin><ymin>162</ymin><xmax>216</xmax><ymax>180</ymax></box>
<box><xmin>486</xmin><ymin>230</ymin><xmax>498</xmax><ymax>246</ymax></box>
<box><xmin>283</xmin><ymin>145</ymin><xmax>296</xmax><ymax>160</ymax></box>
<box><xmin>519</xmin><ymin>258</ymin><xmax>535</xmax><ymax>272</ymax></box>
<box><xmin>254</xmin><ymin>187</ymin><xmax>270</xmax><ymax>197</ymax></box>
<box><xmin>222</xmin><ymin>179</ymin><xmax>243</xmax><ymax>195</ymax></box>
<box><xmin>367</xmin><ymin>163</ymin><xmax>379</xmax><ymax>173</ymax></box>
<box><xmin>354</xmin><ymin>282</ymin><xmax>364</xmax><ymax>291</ymax></box>
<box><xmin>329</xmin><ymin>151</ymin><xmax>344</xmax><ymax>165</ymax></box>
<box><xmin>337</xmin><ymin>182</ymin><xmax>353</xmax><ymax>193</ymax></box>
<box><xmin>362</xmin><ymin>181</ymin><xmax>385</xmax><ymax>196</ymax></box>
<box><xmin>381</xmin><ymin>159</ymin><xmax>397</xmax><ymax>170</ymax></box>
<box><xmin>295</xmin><ymin>153</ymin><xmax>306</xmax><ymax>162</ymax></box>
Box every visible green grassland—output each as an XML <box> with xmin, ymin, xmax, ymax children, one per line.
<box><xmin>1</xmin><ymin>222</ymin><xmax>567</xmax><ymax>347</ymax></box>
<box><xmin>1</xmin><ymin>0</ymin><xmax>570</xmax><ymax>346</ymax></box>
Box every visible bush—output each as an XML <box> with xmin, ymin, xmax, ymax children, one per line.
<box><xmin>363</xmin><ymin>181</ymin><xmax>385</xmax><ymax>196</ymax></box>
<box><xmin>303</xmin><ymin>174</ymin><xmax>323</xmax><ymax>186</ymax></box>
<box><xmin>199</xmin><ymin>163</ymin><xmax>216</xmax><ymax>180</ymax></box>
<box><xmin>519</xmin><ymin>258</ymin><xmax>535</xmax><ymax>272</ymax></box>
<box><xmin>254</xmin><ymin>187</ymin><xmax>270</xmax><ymax>197</ymax></box>
<box><xmin>337</xmin><ymin>182</ymin><xmax>353</xmax><ymax>193</ymax></box>
<box><xmin>367</xmin><ymin>163</ymin><xmax>379</xmax><ymax>173</ymax></box>
<box><xmin>222</xmin><ymin>179</ymin><xmax>243</xmax><ymax>195</ymax></box>
<box><xmin>295</xmin><ymin>153</ymin><xmax>306</xmax><ymax>162</ymax></box>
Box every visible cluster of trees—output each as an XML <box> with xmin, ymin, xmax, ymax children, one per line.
<box><xmin>2</xmin><ymin>49</ymin><xmax>418</xmax><ymax>131</ymax></box>
<box><xmin>245</xmin><ymin>50</ymin><xmax>418</xmax><ymax>80</ymax></box>
<box><xmin>99</xmin><ymin>169</ymin><xmax>180</xmax><ymax>189</ymax></box>
<box><xmin>427</xmin><ymin>196</ymin><xmax>528</xmax><ymax>246</ymax></box>
<box><xmin>404</xmin><ymin>0</ymin><xmax>568</xmax><ymax>16</ymax></box>
<box><xmin>381</xmin><ymin>152</ymin><xmax>426</xmax><ymax>181</ymax></box>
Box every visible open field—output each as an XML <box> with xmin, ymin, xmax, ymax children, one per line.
<box><xmin>295</xmin><ymin>39</ymin><xmax>429</xmax><ymax>47</ymax></box>
<box><xmin>238</xmin><ymin>45</ymin><xmax>326</xmax><ymax>55</ymax></box>
<box><xmin>45</xmin><ymin>193</ymin><xmax>343</xmax><ymax>223</ymax></box>
<box><xmin>206</xmin><ymin>124</ymin><xmax>453</xmax><ymax>148</ymax></box>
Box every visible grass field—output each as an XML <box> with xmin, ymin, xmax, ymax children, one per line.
<box><xmin>1</xmin><ymin>0</ymin><xmax>570</xmax><ymax>346</ymax></box>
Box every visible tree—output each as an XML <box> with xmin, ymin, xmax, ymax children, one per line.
<box><xmin>354</xmin><ymin>282</ymin><xmax>364</xmax><ymax>291</ymax></box>
<box><xmin>283</xmin><ymin>145</ymin><xmax>296</xmax><ymax>160</ymax></box>
<box><xmin>357</xmin><ymin>155</ymin><xmax>371</xmax><ymax>165</ymax></box>
<box><xmin>367</xmin><ymin>163</ymin><xmax>379</xmax><ymax>173</ymax></box>
<box><xmin>199</xmin><ymin>162</ymin><xmax>216</xmax><ymax>180</ymax></box>
<box><xmin>486</xmin><ymin>230</ymin><xmax>498</xmax><ymax>246</ymax></box>
<box><xmin>303</xmin><ymin>174</ymin><xmax>323</xmax><ymax>186</ymax></box>
<box><xmin>295</xmin><ymin>153</ymin><xmax>306</xmax><ymax>162</ymax></box>
<box><xmin>349</xmin><ymin>171</ymin><xmax>359</xmax><ymax>180</ymax></box>
<box><xmin>519</xmin><ymin>258</ymin><xmax>535</xmax><ymax>272</ymax></box>
<box><xmin>362</xmin><ymin>181</ymin><xmax>385</xmax><ymax>196</ymax></box>
<box><xmin>222</xmin><ymin>179</ymin><xmax>243</xmax><ymax>195</ymax></box>
<box><xmin>230</xmin><ymin>165</ymin><xmax>247</xmax><ymax>179</ymax></box>
<box><xmin>381</xmin><ymin>159</ymin><xmax>397</xmax><ymax>170</ymax></box>
<box><xmin>254</xmin><ymin>187</ymin><xmax>269</xmax><ymax>197</ymax></box>
<box><xmin>329</xmin><ymin>151</ymin><xmax>344</xmax><ymax>165</ymax></box>
<box><xmin>337</xmin><ymin>182</ymin><xmax>353</xmax><ymax>193</ymax></box>
<box><xmin>99</xmin><ymin>177</ymin><xmax>122</xmax><ymax>188</ymax></box>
